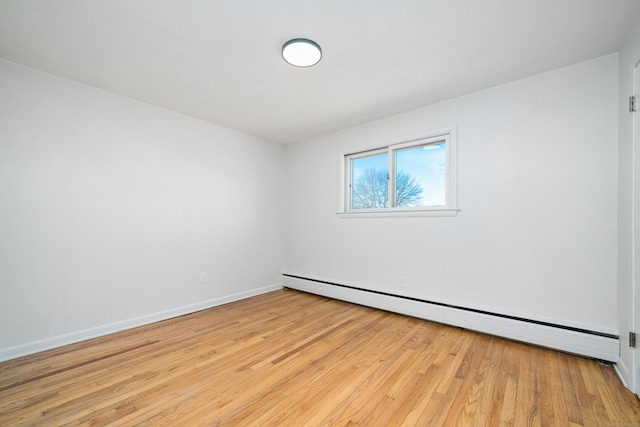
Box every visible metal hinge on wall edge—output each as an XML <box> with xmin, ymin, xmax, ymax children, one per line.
<box><xmin>630</xmin><ymin>332</ymin><xmax>637</xmax><ymax>348</ymax></box>
<box><xmin>631</xmin><ymin>95</ymin><xmax>638</xmax><ymax>113</ymax></box>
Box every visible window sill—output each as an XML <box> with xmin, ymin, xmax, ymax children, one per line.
<box><xmin>336</xmin><ymin>208</ymin><xmax>459</xmax><ymax>218</ymax></box>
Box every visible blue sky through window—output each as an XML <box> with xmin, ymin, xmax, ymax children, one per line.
<box><xmin>396</xmin><ymin>143</ymin><xmax>446</xmax><ymax>206</ymax></box>
<box><xmin>350</xmin><ymin>143</ymin><xmax>446</xmax><ymax>207</ymax></box>
<box><xmin>351</xmin><ymin>153</ymin><xmax>388</xmax><ymax>182</ymax></box>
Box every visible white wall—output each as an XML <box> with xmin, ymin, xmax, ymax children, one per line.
<box><xmin>617</xmin><ymin>13</ymin><xmax>640</xmax><ymax>390</ymax></box>
<box><xmin>0</xmin><ymin>51</ymin><xmax>622</xmax><ymax>363</ymax></box>
<box><xmin>285</xmin><ymin>54</ymin><xmax>619</xmax><ymax>336</ymax></box>
<box><xmin>0</xmin><ymin>59</ymin><xmax>285</xmax><ymax>360</ymax></box>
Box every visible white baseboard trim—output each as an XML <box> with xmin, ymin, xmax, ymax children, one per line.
<box><xmin>615</xmin><ymin>356</ymin><xmax>633</xmax><ymax>393</ymax></box>
<box><xmin>0</xmin><ymin>283</ymin><xmax>283</xmax><ymax>362</ymax></box>
<box><xmin>283</xmin><ymin>275</ymin><xmax>619</xmax><ymax>362</ymax></box>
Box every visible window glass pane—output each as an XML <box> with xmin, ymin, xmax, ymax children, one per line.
<box><xmin>394</xmin><ymin>142</ymin><xmax>446</xmax><ymax>207</ymax></box>
<box><xmin>350</xmin><ymin>152</ymin><xmax>389</xmax><ymax>209</ymax></box>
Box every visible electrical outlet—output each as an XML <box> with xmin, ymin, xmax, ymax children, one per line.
<box><xmin>398</xmin><ymin>275</ymin><xmax>407</xmax><ymax>289</ymax></box>
<box><xmin>200</xmin><ymin>273</ymin><xmax>207</xmax><ymax>284</ymax></box>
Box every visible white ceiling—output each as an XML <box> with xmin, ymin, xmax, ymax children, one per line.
<box><xmin>1</xmin><ymin>0</ymin><xmax>639</xmax><ymax>144</ymax></box>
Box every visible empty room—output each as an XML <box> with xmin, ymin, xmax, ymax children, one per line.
<box><xmin>2</xmin><ymin>0</ymin><xmax>640</xmax><ymax>425</ymax></box>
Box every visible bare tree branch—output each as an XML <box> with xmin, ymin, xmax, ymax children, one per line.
<box><xmin>352</xmin><ymin>168</ymin><xmax>422</xmax><ymax>208</ymax></box>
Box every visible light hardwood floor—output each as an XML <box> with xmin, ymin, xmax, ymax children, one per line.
<box><xmin>1</xmin><ymin>289</ymin><xmax>639</xmax><ymax>426</ymax></box>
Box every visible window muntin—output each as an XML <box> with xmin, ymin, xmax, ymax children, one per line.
<box><xmin>343</xmin><ymin>132</ymin><xmax>456</xmax><ymax>214</ymax></box>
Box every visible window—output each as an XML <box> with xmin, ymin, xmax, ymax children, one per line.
<box><xmin>340</xmin><ymin>128</ymin><xmax>457</xmax><ymax>217</ymax></box>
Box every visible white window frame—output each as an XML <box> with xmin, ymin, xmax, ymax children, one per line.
<box><xmin>338</xmin><ymin>126</ymin><xmax>458</xmax><ymax>218</ymax></box>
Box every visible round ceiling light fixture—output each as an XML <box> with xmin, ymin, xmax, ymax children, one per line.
<box><xmin>282</xmin><ymin>38</ymin><xmax>322</xmax><ymax>67</ymax></box>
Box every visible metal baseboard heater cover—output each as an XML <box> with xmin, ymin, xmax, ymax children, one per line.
<box><xmin>282</xmin><ymin>274</ymin><xmax>619</xmax><ymax>362</ymax></box>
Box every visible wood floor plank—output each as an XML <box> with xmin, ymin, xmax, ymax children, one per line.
<box><xmin>557</xmin><ymin>351</ymin><xmax>584</xmax><ymax>425</ymax></box>
<box><xmin>546</xmin><ymin>352</ymin><xmax>570</xmax><ymax>426</ymax></box>
<box><xmin>1</xmin><ymin>289</ymin><xmax>639</xmax><ymax>426</ymax></box>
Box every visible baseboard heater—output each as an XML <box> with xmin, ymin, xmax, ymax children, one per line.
<box><xmin>282</xmin><ymin>274</ymin><xmax>619</xmax><ymax>362</ymax></box>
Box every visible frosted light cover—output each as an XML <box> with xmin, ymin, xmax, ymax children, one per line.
<box><xmin>282</xmin><ymin>39</ymin><xmax>322</xmax><ymax>67</ymax></box>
